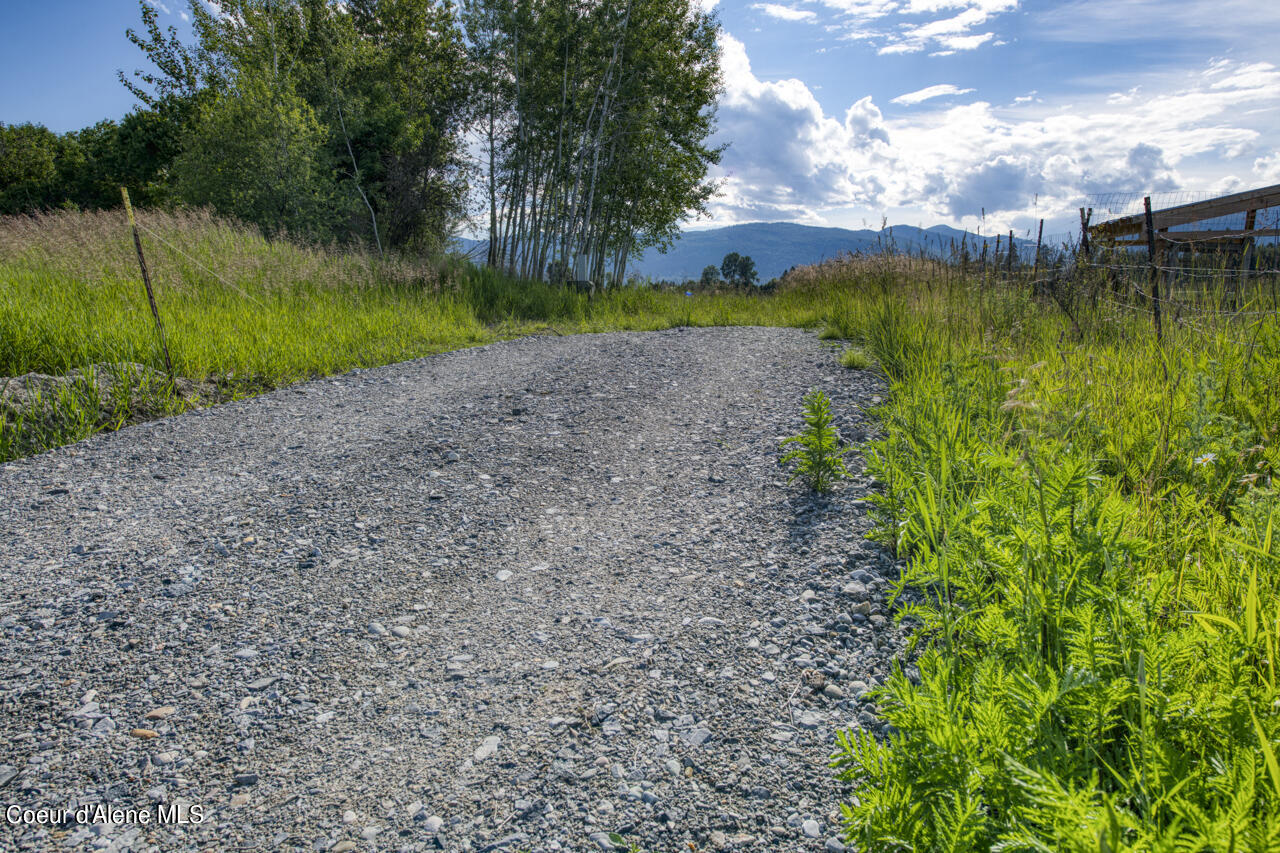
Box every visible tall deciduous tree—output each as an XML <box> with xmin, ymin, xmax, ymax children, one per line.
<box><xmin>463</xmin><ymin>0</ymin><xmax>723</xmax><ymax>285</ymax></box>
<box><xmin>0</xmin><ymin>110</ymin><xmax>182</xmax><ymax>215</ymax></box>
<box><xmin>120</xmin><ymin>0</ymin><xmax>471</xmax><ymax>249</ymax></box>
<box><xmin>0</xmin><ymin>124</ymin><xmax>61</xmax><ymax>214</ymax></box>
<box><xmin>719</xmin><ymin>252</ymin><xmax>757</xmax><ymax>287</ymax></box>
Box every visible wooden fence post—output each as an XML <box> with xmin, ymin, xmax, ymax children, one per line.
<box><xmin>121</xmin><ymin>187</ymin><xmax>174</xmax><ymax>381</ymax></box>
<box><xmin>1031</xmin><ymin>219</ymin><xmax>1044</xmax><ymax>291</ymax></box>
<box><xmin>1079</xmin><ymin>208</ymin><xmax>1093</xmax><ymax>303</ymax></box>
<box><xmin>1238</xmin><ymin>207</ymin><xmax>1258</xmax><ymax>309</ymax></box>
<box><xmin>1143</xmin><ymin>196</ymin><xmax>1163</xmax><ymax>342</ymax></box>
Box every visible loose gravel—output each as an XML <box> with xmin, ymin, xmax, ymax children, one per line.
<box><xmin>0</xmin><ymin>327</ymin><xmax>911</xmax><ymax>853</ymax></box>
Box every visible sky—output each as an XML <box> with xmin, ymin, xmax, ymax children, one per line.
<box><xmin>4</xmin><ymin>1</ymin><xmax>1280</xmax><ymax>240</ymax></box>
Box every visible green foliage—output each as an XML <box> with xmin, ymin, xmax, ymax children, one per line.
<box><xmin>721</xmin><ymin>251</ymin><xmax>742</xmax><ymax>283</ymax></box>
<box><xmin>0</xmin><ymin>123</ymin><xmax>61</xmax><ymax>213</ymax></box>
<box><xmin>332</xmin><ymin>0</ymin><xmax>472</xmax><ymax>250</ymax></box>
<box><xmin>839</xmin><ymin>346</ymin><xmax>871</xmax><ymax>370</ymax></box>
<box><xmin>700</xmin><ymin>264</ymin><xmax>720</xmax><ymax>287</ymax></box>
<box><xmin>112</xmin><ymin>0</ymin><xmax>473</xmax><ymax>249</ymax></box>
<box><xmin>0</xmin><ymin>104</ymin><xmax>188</xmax><ymax>215</ymax></box>
<box><xmin>781</xmin><ymin>388</ymin><xmax>851</xmax><ymax>493</ymax></box>
<box><xmin>119</xmin><ymin>0</ymin><xmax>216</xmax><ymax>104</ymax></box>
<box><xmin>5</xmin><ymin>0</ymin><xmax>717</xmax><ymax>259</ymax></box>
<box><xmin>814</xmin><ymin>274</ymin><xmax>1280</xmax><ymax>850</ymax></box>
<box><xmin>720</xmin><ymin>251</ymin><xmax>759</xmax><ymax>288</ymax></box>
<box><xmin>176</xmin><ymin>75</ymin><xmax>344</xmax><ymax>239</ymax></box>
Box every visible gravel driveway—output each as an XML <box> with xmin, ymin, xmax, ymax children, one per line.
<box><xmin>0</xmin><ymin>327</ymin><xmax>908</xmax><ymax>853</ymax></box>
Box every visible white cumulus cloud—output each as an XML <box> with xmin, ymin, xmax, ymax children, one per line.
<box><xmin>709</xmin><ymin>34</ymin><xmax>892</xmax><ymax>222</ymax></box>
<box><xmin>891</xmin><ymin>84</ymin><xmax>975</xmax><ymax>105</ymax></box>
<box><xmin>753</xmin><ymin>3</ymin><xmax>818</xmax><ymax>21</ymax></box>
<box><xmin>705</xmin><ymin>36</ymin><xmax>1280</xmax><ymax>234</ymax></box>
<box><xmin>1255</xmin><ymin>153</ymin><xmax>1280</xmax><ymax>184</ymax></box>
<box><xmin>816</xmin><ymin>0</ymin><xmax>1015</xmax><ymax>54</ymax></box>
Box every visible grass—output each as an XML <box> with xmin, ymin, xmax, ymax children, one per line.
<box><xmin>0</xmin><ymin>208</ymin><xmax>830</xmax><ymax>461</ymax></box>
<box><xmin>805</xmin><ymin>256</ymin><xmax>1280</xmax><ymax>850</ymax></box>
<box><xmin>0</xmin><ymin>363</ymin><xmax>188</xmax><ymax>461</ymax></box>
<box><xmin>839</xmin><ymin>346</ymin><xmax>872</xmax><ymax>370</ymax></box>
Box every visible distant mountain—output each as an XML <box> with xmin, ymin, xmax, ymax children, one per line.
<box><xmin>455</xmin><ymin>221</ymin><xmax>1020</xmax><ymax>283</ymax></box>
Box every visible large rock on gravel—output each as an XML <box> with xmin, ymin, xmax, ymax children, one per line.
<box><xmin>0</xmin><ymin>361</ymin><xmax>218</xmax><ymax>422</ymax></box>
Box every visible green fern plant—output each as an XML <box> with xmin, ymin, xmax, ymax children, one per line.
<box><xmin>780</xmin><ymin>388</ymin><xmax>851</xmax><ymax>492</ymax></box>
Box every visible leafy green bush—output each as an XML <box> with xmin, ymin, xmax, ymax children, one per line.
<box><xmin>781</xmin><ymin>388</ymin><xmax>851</xmax><ymax>492</ymax></box>
<box><xmin>827</xmin><ymin>281</ymin><xmax>1280</xmax><ymax>851</ymax></box>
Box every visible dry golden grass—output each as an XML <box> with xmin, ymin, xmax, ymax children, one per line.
<box><xmin>777</xmin><ymin>250</ymin><xmax>945</xmax><ymax>293</ymax></box>
<box><xmin>0</xmin><ymin>207</ymin><xmax>448</xmax><ymax>296</ymax></box>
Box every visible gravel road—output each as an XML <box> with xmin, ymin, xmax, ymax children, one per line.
<box><xmin>0</xmin><ymin>327</ymin><xmax>909</xmax><ymax>853</ymax></box>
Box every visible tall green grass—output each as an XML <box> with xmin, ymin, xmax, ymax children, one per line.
<box><xmin>816</xmin><ymin>267</ymin><xmax>1280</xmax><ymax>850</ymax></box>
<box><xmin>0</xmin><ymin>208</ymin><xmax>829</xmax><ymax>461</ymax></box>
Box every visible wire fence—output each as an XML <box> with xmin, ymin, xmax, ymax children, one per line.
<box><xmin>1084</xmin><ymin>190</ymin><xmax>1280</xmax><ymax>255</ymax></box>
<box><xmin>930</xmin><ymin>215</ymin><xmax>1280</xmax><ymax>350</ymax></box>
<box><xmin>944</xmin><ymin>188</ymin><xmax>1280</xmax><ymax>284</ymax></box>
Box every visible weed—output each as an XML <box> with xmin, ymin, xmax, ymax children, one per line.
<box><xmin>821</xmin><ymin>271</ymin><xmax>1280</xmax><ymax>850</ymax></box>
<box><xmin>839</xmin><ymin>347</ymin><xmax>871</xmax><ymax>370</ymax></box>
<box><xmin>780</xmin><ymin>388</ymin><xmax>851</xmax><ymax>493</ymax></box>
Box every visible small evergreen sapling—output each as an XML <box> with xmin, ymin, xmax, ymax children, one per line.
<box><xmin>780</xmin><ymin>389</ymin><xmax>850</xmax><ymax>492</ymax></box>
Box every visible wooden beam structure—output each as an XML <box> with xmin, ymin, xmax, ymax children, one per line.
<box><xmin>1104</xmin><ymin>228</ymin><xmax>1280</xmax><ymax>247</ymax></box>
<box><xmin>1090</xmin><ymin>183</ymin><xmax>1280</xmax><ymax>246</ymax></box>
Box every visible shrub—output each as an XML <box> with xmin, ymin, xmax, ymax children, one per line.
<box><xmin>780</xmin><ymin>388</ymin><xmax>851</xmax><ymax>492</ymax></box>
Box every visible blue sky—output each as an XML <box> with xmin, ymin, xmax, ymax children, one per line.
<box><xmin>4</xmin><ymin>1</ymin><xmax>1280</xmax><ymax>238</ymax></box>
<box><xmin>705</xmin><ymin>0</ymin><xmax>1280</xmax><ymax>236</ymax></box>
<box><xmin>0</xmin><ymin>1</ymin><xmax>166</xmax><ymax>135</ymax></box>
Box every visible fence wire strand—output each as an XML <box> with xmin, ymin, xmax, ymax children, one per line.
<box><xmin>135</xmin><ymin>221</ymin><xmax>267</xmax><ymax>308</ymax></box>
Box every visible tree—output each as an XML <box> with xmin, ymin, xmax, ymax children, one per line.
<box><xmin>0</xmin><ymin>112</ymin><xmax>181</xmax><ymax>214</ymax></box>
<box><xmin>119</xmin><ymin>0</ymin><xmax>472</xmax><ymax>250</ymax></box>
<box><xmin>545</xmin><ymin>257</ymin><xmax>570</xmax><ymax>282</ymax></box>
<box><xmin>464</xmin><ymin>0</ymin><xmax>723</xmax><ymax>283</ymax></box>
<box><xmin>699</xmin><ymin>264</ymin><xmax>719</xmax><ymax>287</ymax></box>
<box><xmin>720</xmin><ymin>252</ymin><xmax>758</xmax><ymax>287</ymax></box>
<box><xmin>113</xmin><ymin>99</ymin><xmax>189</xmax><ymax>207</ymax></box>
<box><xmin>0</xmin><ymin>123</ymin><xmax>61</xmax><ymax>213</ymax></box>
<box><xmin>119</xmin><ymin>0</ymin><xmax>220</xmax><ymax>106</ymax></box>
<box><xmin>460</xmin><ymin>0</ymin><xmax>512</xmax><ymax>268</ymax></box>
<box><xmin>720</xmin><ymin>251</ymin><xmax>740</xmax><ymax>283</ymax></box>
<box><xmin>175</xmin><ymin>74</ymin><xmax>341</xmax><ymax>238</ymax></box>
